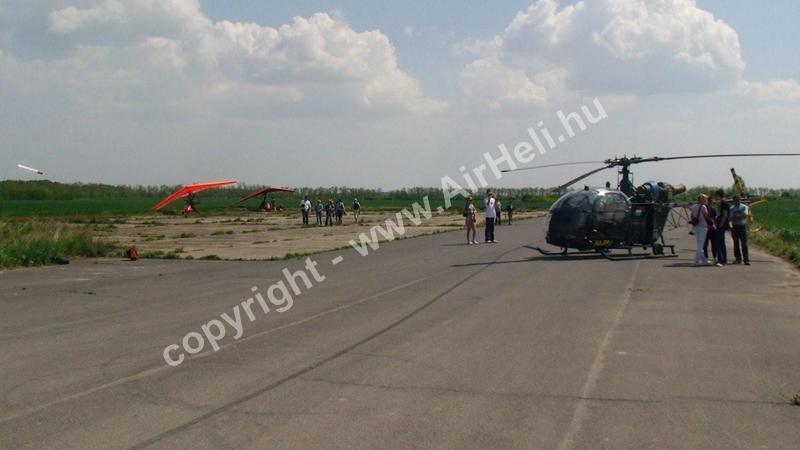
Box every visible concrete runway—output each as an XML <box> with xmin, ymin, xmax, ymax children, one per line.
<box><xmin>1</xmin><ymin>217</ymin><xmax>799</xmax><ymax>449</ymax></box>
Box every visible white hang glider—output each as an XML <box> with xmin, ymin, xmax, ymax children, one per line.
<box><xmin>17</xmin><ymin>164</ymin><xmax>44</xmax><ymax>175</ymax></box>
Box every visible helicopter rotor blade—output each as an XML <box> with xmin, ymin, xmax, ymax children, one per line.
<box><xmin>501</xmin><ymin>161</ymin><xmax>603</xmax><ymax>173</ymax></box>
<box><xmin>556</xmin><ymin>164</ymin><xmax>615</xmax><ymax>191</ymax></box>
<box><xmin>622</xmin><ymin>153</ymin><xmax>800</xmax><ymax>165</ymax></box>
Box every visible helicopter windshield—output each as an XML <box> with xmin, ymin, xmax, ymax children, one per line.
<box><xmin>547</xmin><ymin>189</ymin><xmax>630</xmax><ymax>248</ymax></box>
<box><xmin>547</xmin><ymin>190</ymin><xmax>598</xmax><ymax>246</ymax></box>
<box><xmin>592</xmin><ymin>191</ymin><xmax>630</xmax><ymax>236</ymax></box>
<box><xmin>550</xmin><ymin>190</ymin><xmax>598</xmax><ymax>212</ymax></box>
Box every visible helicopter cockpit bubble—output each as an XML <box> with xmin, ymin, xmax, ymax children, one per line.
<box><xmin>546</xmin><ymin>188</ymin><xmax>631</xmax><ymax>248</ymax></box>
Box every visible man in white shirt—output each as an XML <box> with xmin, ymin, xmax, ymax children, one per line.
<box><xmin>300</xmin><ymin>196</ymin><xmax>311</xmax><ymax>225</ymax></box>
<box><xmin>484</xmin><ymin>191</ymin><xmax>497</xmax><ymax>243</ymax></box>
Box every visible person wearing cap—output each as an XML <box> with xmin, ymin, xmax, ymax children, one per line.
<box><xmin>463</xmin><ymin>196</ymin><xmax>478</xmax><ymax>245</ymax></box>
<box><xmin>484</xmin><ymin>190</ymin><xmax>497</xmax><ymax>243</ymax></box>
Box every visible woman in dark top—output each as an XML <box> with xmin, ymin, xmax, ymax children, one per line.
<box><xmin>704</xmin><ymin>195</ymin><xmax>718</xmax><ymax>261</ymax></box>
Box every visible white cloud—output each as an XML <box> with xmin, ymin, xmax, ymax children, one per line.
<box><xmin>0</xmin><ymin>0</ymin><xmax>444</xmax><ymax>118</ymax></box>
<box><xmin>459</xmin><ymin>0</ymin><xmax>746</xmax><ymax>110</ymax></box>
<box><xmin>458</xmin><ymin>57</ymin><xmax>572</xmax><ymax>110</ymax></box>
<box><xmin>404</xmin><ymin>25</ymin><xmax>414</xmax><ymax>37</ymax></box>
<box><xmin>731</xmin><ymin>79</ymin><xmax>800</xmax><ymax>103</ymax></box>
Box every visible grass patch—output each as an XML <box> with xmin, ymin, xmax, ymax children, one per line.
<box><xmin>93</xmin><ymin>223</ymin><xmax>118</xmax><ymax>232</ymax></box>
<box><xmin>749</xmin><ymin>198</ymin><xmax>800</xmax><ymax>268</ymax></box>
<box><xmin>0</xmin><ymin>220</ymin><xmax>116</xmax><ymax>268</ymax></box>
<box><xmin>751</xmin><ymin>228</ymin><xmax>800</xmax><ymax>267</ymax></box>
<box><xmin>177</xmin><ymin>232</ymin><xmax>196</xmax><ymax>239</ymax></box>
<box><xmin>210</xmin><ymin>230</ymin><xmax>234</xmax><ymax>236</ymax></box>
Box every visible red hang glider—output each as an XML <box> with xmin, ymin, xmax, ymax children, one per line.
<box><xmin>233</xmin><ymin>186</ymin><xmax>295</xmax><ymax>211</ymax></box>
<box><xmin>152</xmin><ymin>180</ymin><xmax>238</xmax><ymax>214</ymax></box>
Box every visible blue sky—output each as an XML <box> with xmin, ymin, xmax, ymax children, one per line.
<box><xmin>2</xmin><ymin>0</ymin><xmax>799</xmax><ymax>188</ymax></box>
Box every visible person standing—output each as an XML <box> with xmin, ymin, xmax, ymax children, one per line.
<box><xmin>315</xmin><ymin>200</ymin><xmax>323</xmax><ymax>226</ymax></box>
<box><xmin>325</xmin><ymin>199</ymin><xmax>334</xmax><ymax>226</ymax></box>
<box><xmin>730</xmin><ymin>195</ymin><xmax>750</xmax><ymax>265</ymax></box>
<box><xmin>731</xmin><ymin>168</ymin><xmax>747</xmax><ymax>198</ymax></box>
<box><xmin>690</xmin><ymin>194</ymin><xmax>711</xmax><ymax>266</ymax></box>
<box><xmin>463</xmin><ymin>196</ymin><xmax>478</xmax><ymax>245</ymax></box>
<box><xmin>300</xmin><ymin>196</ymin><xmax>311</xmax><ymax>225</ymax></box>
<box><xmin>335</xmin><ymin>199</ymin><xmax>345</xmax><ymax>225</ymax></box>
<box><xmin>495</xmin><ymin>198</ymin><xmax>502</xmax><ymax>226</ymax></box>
<box><xmin>506</xmin><ymin>202</ymin><xmax>515</xmax><ymax>225</ymax></box>
<box><xmin>703</xmin><ymin>195</ymin><xmax>717</xmax><ymax>262</ymax></box>
<box><xmin>352</xmin><ymin>198</ymin><xmax>361</xmax><ymax>223</ymax></box>
<box><xmin>484</xmin><ymin>191</ymin><xmax>497</xmax><ymax>243</ymax></box>
<box><xmin>714</xmin><ymin>190</ymin><xmax>730</xmax><ymax>265</ymax></box>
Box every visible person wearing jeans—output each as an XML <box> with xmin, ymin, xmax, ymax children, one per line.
<box><xmin>484</xmin><ymin>191</ymin><xmax>496</xmax><ymax>243</ymax></box>
<box><xmin>714</xmin><ymin>190</ymin><xmax>729</xmax><ymax>265</ymax></box>
<box><xmin>300</xmin><ymin>196</ymin><xmax>311</xmax><ymax>225</ymax></box>
<box><xmin>730</xmin><ymin>195</ymin><xmax>750</xmax><ymax>265</ymax></box>
<box><xmin>315</xmin><ymin>200</ymin><xmax>323</xmax><ymax>226</ymax></box>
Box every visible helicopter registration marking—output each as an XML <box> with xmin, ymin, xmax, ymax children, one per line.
<box><xmin>591</xmin><ymin>240</ymin><xmax>614</xmax><ymax>248</ymax></box>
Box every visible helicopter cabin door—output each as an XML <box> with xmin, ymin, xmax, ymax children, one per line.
<box><xmin>591</xmin><ymin>192</ymin><xmax>630</xmax><ymax>244</ymax></box>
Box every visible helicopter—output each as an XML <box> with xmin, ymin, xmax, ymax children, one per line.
<box><xmin>503</xmin><ymin>153</ymin><xmax>800</xmax><ymax>260</ymax></box>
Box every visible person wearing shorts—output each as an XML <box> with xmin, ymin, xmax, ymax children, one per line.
<box><xmin>463</xmin><ymin>197</ymin><xmax>478</xmax><ymax>244</ymax></box>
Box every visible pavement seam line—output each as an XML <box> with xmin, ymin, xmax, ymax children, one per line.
<box><xmin>128</xmin><ymin>246</ymin><xmax>520</xmax><ymax>449</ymax></box>
<box><xmin>557</xmin><ymin>261</ymin><xmax>641</xmax><ymax>450</ymax></box>
<box><xmin>301</xmin><ymin>378</ymin><xmax>792</xmax><ymax>407</ymax></box>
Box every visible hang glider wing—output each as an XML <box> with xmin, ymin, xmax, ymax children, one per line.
<box><xmin>17</xmin><ymin>164</ymin><xmax>44</xmax><ymax>175</ymax></box>
<box><xmin>232</xmin><ymin>186</ymin><xmax>295</xmax><ymax>206</ymax></box>
<box><xmin>152</xmin><ymin>180</ymin><xmax>238</xmax><ymax>211</ymax></box>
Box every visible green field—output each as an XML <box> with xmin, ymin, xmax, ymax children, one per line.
<box><xmin>749</xmin><ymin>198</ymin><xmax>800</xmax><ymax>266</ymax></box>
<box><xmin>751</xmin><ymin>198</ymin><xmax>800</xmax><ymax>231</ymax></box>
<box><xmin>0</xmin><ymin>194</ymin><xmax>557</xmax><ymax>218</ymax></box>
<box><xmin>1</xmin><ymin>179</ymin><xmax>797</xmax><ymax>268</ymax></box>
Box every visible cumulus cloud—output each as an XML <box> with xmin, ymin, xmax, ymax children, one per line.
<box><xmin>731</xmin><ymin>79</ymin><xmax>800</xmax><ymax>103</ymax></box>
<box><xmin>459</xmin><ymin>0</ymin><xmax>746</xmax><ymax>110</ymax></box>
<box><xmin>0</xmin><ymin>0</ymin><xmax>444</xmax><ymax>118</ymax></box>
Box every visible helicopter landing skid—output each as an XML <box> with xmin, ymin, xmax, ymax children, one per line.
<box><xmin>524</xmin><ymin>245</ymin><xmax>678</xmax><ymax>260</ymax></box>
<box><xmin>600</xmin><ymin>246</ymin><xmax>678</xmax><ymax>261</ymax></box>
<box><xmin>524</xmin><ymin>246</ymin><xmax>599</xmax><ymax>256</ymax></box>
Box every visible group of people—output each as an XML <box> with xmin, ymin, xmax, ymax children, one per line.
<box><xmin>691</xmin><ymin>190</ymin><xmax>750</xmax><ymax>267</ymax></box>
<box><xmin>300</xmin><ymin>196</ymin><xmax>361</xmax><ymax>226</ymax></box>
<box><xmin>462</xmin><ymin>190</ymin><xmax>515</xmax><ymax>245</ymax></box>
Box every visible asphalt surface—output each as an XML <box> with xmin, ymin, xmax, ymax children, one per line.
<box><xmin>1</xmin><ymin>217</ymin><xmax>799</xmax><ymax>449</ymax></box>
